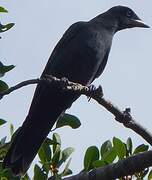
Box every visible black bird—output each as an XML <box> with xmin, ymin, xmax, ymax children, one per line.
<box><xmin>3</xmin><ymin>6</ymin><xmax>149</xmax><ymax>176</ymax></box>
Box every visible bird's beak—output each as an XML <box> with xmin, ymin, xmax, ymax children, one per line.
<box><xmin>130</xmin><ymin>19</ymin><xmax>150</xmax><ymax>28</ymax></box>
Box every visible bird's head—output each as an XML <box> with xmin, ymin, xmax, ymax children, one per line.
<box><xmin>107</xmin><ymin>6</ymin><xmax>150</xmax><ymax>31</ymax></box>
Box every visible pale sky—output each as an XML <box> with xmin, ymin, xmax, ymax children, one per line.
<box><xmin>0</xmin><ymin>0</ymin><xmax>152</xmax><ymax>176</ymax></box>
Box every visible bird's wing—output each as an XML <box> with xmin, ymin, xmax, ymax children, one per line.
<box><xmin>94</xmin><ymin>48</ymin><xmax>110</xmax><ymax>79</ymax></box>
<box><xmin>28</xmin><ymin>21</ymin><xmax>88</xmax><ymax>116</ymax></box>
<box><xmin>42</xmin><ymin>21</ymin><xmax>87</xmax><ymax>76</ymax></box>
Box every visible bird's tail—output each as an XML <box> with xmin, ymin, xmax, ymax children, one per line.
<box><xmin>2</xmin><ymin>112</ymin><xmax>60</xmax><ymax>176</ymax></box>
<box><xmin>2</xmin><ymin>82</ymin><xmax>78</xmax><ymax>176</ymax></box>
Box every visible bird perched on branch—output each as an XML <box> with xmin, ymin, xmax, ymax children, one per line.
<box><xmin>3</xmin><ymin>6</ymin><xmax>149</xmax><ymax>176</ymax></box>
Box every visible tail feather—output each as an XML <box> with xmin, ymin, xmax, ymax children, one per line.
<box><xmin>3</xmin><ymin>82</ymin><xmax>79</xmax><ymax>176</ymax></box>
<box><xmin>3</xmin><ymin>113</ymin><xmax>59</xmax><ymax>176</ymax></box>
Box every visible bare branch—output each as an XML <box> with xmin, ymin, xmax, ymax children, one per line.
<box><xmin>1</xmin><ymin>75</ymin><xmax>152</xmax><ymax>146</ymax></box>
<box><xmin>0</xmin><ymin>79</ymin><xmax>40</xmax><ymax>99</ymax></box>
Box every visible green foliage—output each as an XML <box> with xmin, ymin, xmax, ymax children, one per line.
<box><xmin>126</xmin><ymin>137</ymin><xmax>133</xmax><ymax>155</ymax></box>
<box><xmin>0</xmin><ymin>80</ymin><xmax>8</xmax><ymax>92</ymax></box>
<box><xmin>0</xmin><ymin>114</ymin><xmax>151</xmax><ymax>180</ymax></box>
<box><xmin>37</xmin><ymin>133</ymin><xmax>74</xmax><ymax>179</ymax></box>
<box><xmin>56</xmin><ymin>113</ymin><xmax>81</xmax><ymax>129</ymax></box>
<box><xmin>84</xmin><ymin>146</ymin><xmax>99</xmax><ymax>171</ymax></box>
<box><xmin>38</xmin><ymin>139</ymin><xmax>52</xmax><ymax>163</ymax></box>
<box><xmin>33</xmin><ymin>164</ymin><xmax>47</xmax><ymax>180</ymax></box>
<box><xmin>0</xmin><ymin>80</ymin><xmax>9</xmax><ymax>92</ymax></box>
<box><xmin>0</xmin><ymin>64</ymin><xmax>15</xmax><ymax>77</ymax></box>
<box><xmin>0</xmin><ymin>23</ymin><xmax>15</xmax><ymax>33</ymax></box>
<box><xmin>9</xmin><ymin>124</ymin><xmax>14</xmax><ymax>137</ymax></box>
<box><xmin>0</xmin><ymin>7</ymin><xmax>8</xmax><ymax>13</ymax></box>
<box><xmin>113</xmin><ymin>137</ymin><xmax>126</xmax><ymax>159</ymax></box>
<box><xmin>0</xmin><ymin>62</ymin><xmax>15</xmax><ymax>92</ymax></box>
<box><xmin>0</xmin><ymin>6</ymin><xmax>14</xmax><ymax>39</ymax></box>
<box><xmin>148</xmin><ymin>170</ymin><xmax>152</xmax><ymax>180</ymax></box>
<box><xmin>0</xmin><ymin>119</ymin><xmax>6</xmax><ymax>126</ymax></box>
<box><xmin>133</xmin><ymin>144</ymin><xmax>149</xmax><ymax>154</ymax></box>
<box><xmin>83</xmin><ymin>137</ymin><xmax>150</xmax><ymax>179</ymax></box>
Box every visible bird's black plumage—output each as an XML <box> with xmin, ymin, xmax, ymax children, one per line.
<box><xmin>3</xmin><ymin>6</ymin><xmax>149</xmax><ymax>176</ymax></box>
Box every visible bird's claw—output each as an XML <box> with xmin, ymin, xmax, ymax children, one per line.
<box><xmin>87</xmin><ymin>84</ymin><xmax>96</xmax><ymax>101</ymax></box>
<box><xmin>60</xmin><ymin>77</ymin><xmax>69</xmax><ymax>90</ymax></box>
<box><xmin>60</xmin><ymin>77</ymin><xmax>69</xmax><ymax>84</ymax></box>
<box><xmin>88</xmin><ymin>84</ymin><xmax>96</xmax><ymax>92</ymax></box>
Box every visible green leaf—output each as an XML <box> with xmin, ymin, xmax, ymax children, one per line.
<box><xmin>62</xmin><ymin>147</ymin><xmax>74</xmax><ymax>162</ymax></box>
<box><xmin>0</xmin><ymin>62</ymin><xmax>4</xmax><ymax>77</ymax></box>
<box><xmin>0</xmin><ymin>137</ymin><xmax>6</xmax><ymax>145</ymax></box>
<box><xmin>0</xmin><ymin>119</ymin><xmax>6</xmax><ymax>126</ymax></box>
<box><xmin>0</xmin><ymin>167</ymin><xmax>20</xmax><ymax>180</ymax></box>
<box><xmin>0</xmin><ymin>61</ymin><xmax>3</xmax><ymax>67</ymax></box>
<box><xmin>11</xmin><ymin>127</ymin><xmax>21</xmax><ymax>141</ymax></box>
<box><xmin>84</xmin><ymin>146</ymin><xmax>99</xmax><ymax>171</ymax></box>
<box><xmin>113</xmin><ymin>137</ymin><xmax>126</xmax><ymax>159</ymax></box>
<box><xmin>141</xmin><ymin>168</ymin><xmax>149</xmax><ymax>179</ymax></box>
<box><xmin>0</xmin><ymin>80</ymin><xmax>9</xmax><ymax>92</ymax></box>
<box><xmin>102</xmin><ymin>147</ymin><xmax>116</xmax><ymax>163</ymax></box>
<box><xmin>0</xmin><ymin>142</ymin><xmax>10</xmax><ymax>160</ymax></box>
<box><xmin>57</xmin><ymin>147</ymin><xmax>74</xmax><ymax>168</ymax></box>
<box><xmin>38</xmin><ymin>139</ymin><xmax>52</xmax><ymax>163</ymax></box>
<box><xmin>10</xmin><ymin>124</ymin><xmax>14</xmax><ymax>137</ymax></box>
<box><xmin>61</xmin><ymin>169</ymin><xmax>72</xmax><ymax>177</ymax></box>
<box><xmin>61</xmin><ymin>158</ymin><xmax>73</xmax><ymax>177</ymax></box>
<box><xmin>126</xmin><ymin>137</ymin><xmax>133</xmax><ymax>155</ymax></box>
<box><xmin>41</xmin><ymin>163</ymin><xmax>50</xmax><ymax>175</ymax></box>
<box><xmin>133</xmin><ymin>144</ymin><xmax>149</xmax><ymax>154</ymax></box>
<box><xmin>0</xmin><ymin>7</ymin><xmax>8</xmax><ymax>13</ymax></box>
<box><xmin>33</xmin><ymin>164</ymin><xmax>47</xmax><ymax>180</ymax></box>
<box><xmin>53</xmin><ymin>133</ymin><xmax>61</xmax><ymax>154</ymax></box>
<box><xmin>51</xmin><ymin>149</ymin><xmax>62</xmax><ymax>167</ymax></box>
<box><xmin>56</xmin><ymin>113</ymin><xmax>81</xmax><ymax>129</ymax></box>
<box><xmin>0</xmin><ymin>65</ymin><xmax>15</xmax><ymax>76</ymax></box>
<box><xmin>0</xmin><ymin>23</ymin><xmax>15</xmax><ymax>33</ymax></box>
<box><xmin>20</xmin><ymin>174</ymin><xmax>30</xmax><ymax>180</ymax></box>
<box><xmin>148</xmin><ymin>170</ymin><xmax>152</xmax><ymax>180</ymax></box>
<box><xmin>100</xmin><ymin>140</ymin><xmax>112</xmax><ymax>157</ymax></box>
<box><xmin>43</xmin><ymin>137</ymin><xmax>58</xmax><ymax>146</ymax></box>
<box><xmin>93</xmin><ymin>160</ymin><xmax>106</xmax><ymax>168</ymax></box>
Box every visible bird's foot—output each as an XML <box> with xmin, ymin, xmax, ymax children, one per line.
<box><xmin>88</xmin><ymin>84</ymin><xmax>97</xmax><ymax>92</ymax></box>
<box><xmin>87</xmin><ymin>84</ymin><xmax>96</xmax><ymax>101</ymax></box>
<box><xmin>60</xmin><ymin>77</ymin><xmax>69</xmax><ymax>90</ymax></box>
<box><xmin>87</xmin><ymin>85</ymin><xmax>103</xmax><ymax>101</ymax></box>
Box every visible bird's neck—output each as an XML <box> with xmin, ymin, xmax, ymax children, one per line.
<box><xmin>90</xmin><ymin>13</ymin><xmax>119</xmax><ymax>34</ymax></box>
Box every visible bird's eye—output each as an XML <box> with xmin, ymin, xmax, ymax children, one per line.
<box><xmin>126</xmin><ymin>10</ymin><xmax>133</xmax><ymax>18</ymax></box>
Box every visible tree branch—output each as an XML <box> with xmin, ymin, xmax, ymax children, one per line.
<box><xmin>62</xmin><ymin>150</ymin><xmax>152</xmax><ymax>180</ymax></box>
<box><xmin>1</xmin><ymin>75</ymin><xmax>152</xmax><ymax>179</ymax></box>
<box><xmin>0</xmin><ymin>75</ymin><xmax>152</xmax><ymax>146</ymax></box>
